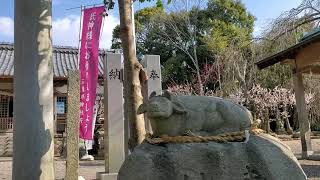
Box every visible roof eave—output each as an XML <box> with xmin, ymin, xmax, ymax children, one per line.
<box><xmin>255</xmin><ymin>32</ymin><xmax>320</xmax><ymax>70</ymax></box>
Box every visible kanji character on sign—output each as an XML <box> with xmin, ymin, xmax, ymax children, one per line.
<box><xmin>86</xmin><ymin>71</ymin><xmax>89</xmax><ymax>79</ymax></box>
<box><xmin>89</xmin><ymin>12</ymin><xmax>96</xmax><ymax>21</ymax></box>
<box><xmin>86</xmin><ymin>114</ymin><xmax>90</xmax><ymax>122</ymax></box>
<box><xmin>85</xmin><ymin>61</ymin><xmax>89</xmax><ymax>71</ymax></box>
<box><xmin>149</xmin><ymin>69</ymin><xmax>160</xmax><ymax>80</ymax></box>
<box><xmin>84</xmin><ymin>124</ymin><xmax>88</xmax><ymax>133</ymax></box>
<box><xmin>84</xmin><ymin>41</ymin><xmax>92</xmax><ymax>49</ymax></box>
<box><xmin>87</xmin><ymin>21</ymin><xmax>94</xmax><ymax>31</ymax></box>
<box><xmin>86</xmin><ymin>94</ymin><xmax>90</xmax><ymax>102</ymax></box>
<box><xmin>85</xmin><ymin>103</ymin><xmax>89</xmax><ymax>112</ymax></box>
<box><xmin>86</xmin><ymin>31</ymin><xmax>93</xmax><ymax>40</ymax></box>
<box><xmin>85</xmin><ymin>51</ymin><xmax>91</xmax><ymax>60</ymax></box>
<box><xmin>108</xmin><ymin>68</ymin><xmax>121</xmax><ymax>80</ymax></box>
<box><xmin>81</xmin><ymin>94</ymin><xmax>85</xmax><ymax>100</ymax></box>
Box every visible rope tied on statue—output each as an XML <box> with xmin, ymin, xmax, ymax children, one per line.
<box><xmin>145</xmin><ymin>127</ymin><xmax>265</xmax><ymax>145</ymax></box>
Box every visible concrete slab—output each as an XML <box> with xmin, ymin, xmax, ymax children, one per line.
<box><xmin>96</xmin><ymin>172</ymin><xmax>118</xmax><ymax>180</ymax></box>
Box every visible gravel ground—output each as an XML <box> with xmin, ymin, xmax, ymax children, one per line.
<box><xmin>0</xmin><ymin>139</ymin><xmax>319</xmax><ymax>180</ymax></box>
<box><xmin>283</xmin><ymin>138</ymin><xmax>320</xmax><ymax>180</ymax></box>
<box><xmin>0</xmin><ymin>158</ymin><xmax>104</xmax><ymax>180</ymax></box>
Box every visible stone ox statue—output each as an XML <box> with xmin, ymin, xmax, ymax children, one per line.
<box><xmin>138</xmin><ymin>91</ymin><xmax>253</xmax><ymax>136</ymax></box>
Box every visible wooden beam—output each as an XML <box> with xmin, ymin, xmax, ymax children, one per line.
<box><xmin>292</xmin><ymin>72</ymin><xmax>313</xmax><ymax>159</ymax></box>
<box><xmin>0</xmin><ymin>90</ymin><xmax>13</xmax><ymax>97</ymax></box>
<box><xmin>296</xmin><ymin>42</ymin><xmax>320</xmax><ymax>69</ymax></box>
<box><xmin>0</xmin><ymin>78</ymin><xmax>13</xmax><ymax>83</ymax></box>
<box><xmin>294</xmin><ymin>64</ymin><xmax>320</xmax><ymax>74</ymax></box>
<box><xmin>280</xmin><ymin>58</ymin><xmax>295</xmax><ymax>65</ymax></box>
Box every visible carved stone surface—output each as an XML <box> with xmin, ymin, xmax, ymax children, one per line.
<box><xmin>118</xmin><ymin>134</ymin><xmax>307</xmax><ymax>180</ymax></box>
<box><xmin>138</xmin><ymin>92</ymin><xmax>253</xmax><ymax>137</ymax></box>
<box><xmin>13</xmin><ymin>1</ymin><xmax>54</xmax><ymax>179</ymax></box>
<box><xmin>105</xmin><ymin>53</ymin><xmax>125</xmax><ymax>173</ymax></box>
<box><xmin>65</xmin><ymin>70</ymin><xmax>80</xmax><ymax>180</ymax></box>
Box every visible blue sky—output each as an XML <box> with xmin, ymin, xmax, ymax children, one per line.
<box><xmin>0</xmin><ymin>0</ymin><xmax>302</xmax><ymax>48</ymax></box>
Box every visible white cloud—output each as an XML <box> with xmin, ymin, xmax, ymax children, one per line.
<box><xmin>100</xmin><ymin>15</ymin><xmax>119</xmax><ymax>49</ymax></box>
<box><xmin>52</xmin><ymin>14</ymin><xmax>119</xmax><ymax>49</ymax></box>
<box><xmin>52</xmin><ymin>15</ymin><xmax>81</xmax><ymax>47</ymax></box>
<box><xmin>253</xmin><ymin>20</ymin><xmax>270</xmax><ymax>38</ymax></box>
<box><xmin>0</xmin><ymin>17</ymin><xmax>14</xmax><ymax>37</ymax></box>
<box><xmin>253</xmin><ymin>24</ymin><xmax>263</xmax><ymax>37</ymax></box>
<box><xmin>0</xmin><ymin>15</ymin><xmax>119</xmax><ymax>48</ymax></box>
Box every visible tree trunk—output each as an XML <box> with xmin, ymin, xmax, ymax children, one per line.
<box><xmin>196</xmin><ymin>68</ymin><xmax>204</xmax><ymax>96</ymax></box>
<box><xmin>264</xmin><ymin>109</ymin><xmax>270</xmax><ymax>133</ymax></box>
<box><xmin>283</xmin><ymin>106</ymin><xmax>293</xmax><ymax>134</ymax></box>
<box><xmin>217</xmin><ymin>58</ymin><xmax>222</xmax><ymax>91</ymax></box>
<box><xmin>275</xmin><ymin>109</ymin><xmax>285</xmax><ymax>134</ymax></box>
<box><xmin>118</xmin><ymin>0</ymin><xmax>146</xmax><ymax>151</ymax></box>
<box><xmin>284</xmin><ymin>117</ymin><xmax>293</xmax><ymax>134</ymax></box>
<box><xmin>13</xmin><ymin>0</ymin><xmax>54</xmax><ymax>179</ymax></box>
<box><xmin>193</xmin><ymin>44</ymin><xmax>204</xmax><ymax>96</ymax></box>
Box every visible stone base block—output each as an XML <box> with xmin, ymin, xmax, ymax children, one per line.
<box><xmin>96</xmin><ymin>172</ymin><xmax>118</xmax><ymax>180</ymax></box>
<box><xmin>302</xmin><ymin>151</ymin><xmax>314</xmax><ymax>159</ymax></box>
<box><xmin>81</xmin><ymin>154</ymin><xmax>94</xmax><ymax>161</ymax></box>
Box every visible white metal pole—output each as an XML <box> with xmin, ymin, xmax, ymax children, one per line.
<box><xmin>131</xmin><ymin>0</ymin><xmax>137</xmax><ymax>55</ymax></box>
<box><xmin>77</xmin><ymin>6</ymin><xmax>84</xmax><ymax>69</ymax></box>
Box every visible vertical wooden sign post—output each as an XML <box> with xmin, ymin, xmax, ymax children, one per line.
<box><xmin>98</xmin><ymin>53</ymin><xmax>125</xmax><ymax>180</ymax></box>
<box><xmin>65</xmin><ymin>70</ymin><xmax>80</xmax><ymax>180</ymax></box>
<box><xmin>141</xmin><ymin>55</ymin><xmax>162</xmax><ymax>133</ymax></box>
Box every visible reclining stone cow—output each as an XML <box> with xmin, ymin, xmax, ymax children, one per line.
<box><xmin>138</xmin><ymin>91</ymin><xmax>252</xmax><ymax>137</ymax></box>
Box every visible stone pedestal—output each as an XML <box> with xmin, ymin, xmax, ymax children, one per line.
<box><xmin>118</xmin><ymin>134</ymin><xmax>307</xmax><ymax>180</ymax></box>
<box><xmin>98</xmin><ymin>53</ymin><xmax>125</xmax><ymax>179</ymax></box>
<box><xmin>96</xmin><ymin>172</ymin><xmax>118</xmax><ymax>180</ymax></box>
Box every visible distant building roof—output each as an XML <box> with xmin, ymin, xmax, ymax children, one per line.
<box><xmin>255</xmin><ymin>29</ymin><xmax>320</xmax><ymax>70</ymax></box>
<box><xmin>0</xmin><ymin>42</ymin><xmax>114</xmax><ymax>79</ymax></box>
<box><xmin>300</xmin><ymin>27</ymin><xmax>320</xmax><ymax>42</ymax></box>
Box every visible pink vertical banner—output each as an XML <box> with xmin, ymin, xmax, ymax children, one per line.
<box><xmin>79</xmin><ymin>6</ymin><xmax>104</xmax><ymax>140</ymax></box>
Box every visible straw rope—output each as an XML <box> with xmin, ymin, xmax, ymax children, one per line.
<box><xmin>145</xmin><ymin>127</ymin><xmax>265</xmax><ymax>145</ymax></box>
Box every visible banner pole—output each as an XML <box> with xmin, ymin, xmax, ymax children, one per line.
<box><xmin>131</xmin><ymin>0</ymin><xmax>136</xmax><ymax>55</ymax></box>
<box><xmin>77</xmin><ymin>5</ymin><xmax>84</xmax><ymax>69</ymax></box>
<box><xmin>66</xmin><ymin>3</ymin><xmax>104</xmax><ymax>11</ymax></box>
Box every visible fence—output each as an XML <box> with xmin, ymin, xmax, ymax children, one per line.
<box><xmin>0</xmin><ymin>117</ymin><xmax>13</xmax><ymax>132</ymax></box>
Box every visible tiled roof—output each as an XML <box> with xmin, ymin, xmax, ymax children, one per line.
<box><xmin>0</xmin><ymin>42</ymin><xmax>112</xmax><ymax>79</ymax></box>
